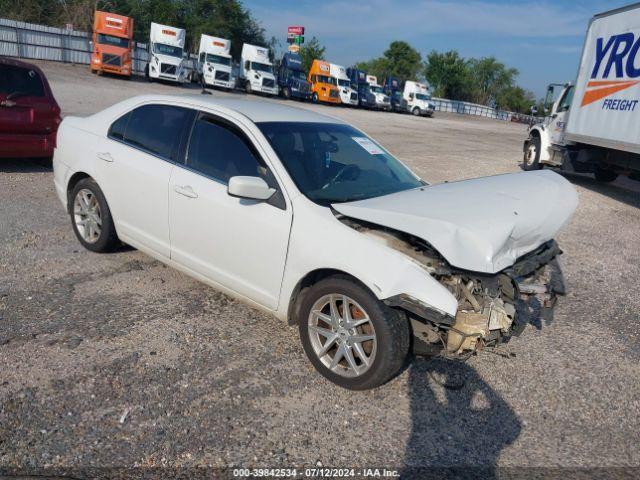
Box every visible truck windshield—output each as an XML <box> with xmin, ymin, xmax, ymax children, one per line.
<box><xmin>97</xmin><ymin>33</ymin><xmax>129</xmax><ymax>49</ymax></box>
<box><xmin>370</xmin><ymin>85</ymin><xmax>383</xmax><ymax>93</ymax></box>
<box><xmin>154</xmin><ymin>43</ymin><xmax>183</xmax><ymax>58</ymax></box>
<box><xmin>415</xmin><ymin>93</ymin><xmax>431</xmax><ymax>100</ymax></box>
<box><xmin>258</xmin><ymin>122</ymin><xmax>423</xmax><ymax>205</ymax></box>
<box><xmin>252</xmin><ymin>62</ymin><xmax>273</xmax><ymax>74</ymax></box>
<box><xmin>315</xmin><ymin>75</ymin><xmax>336</xmax><ymax>85</ymax></box>
<box><xmin>337</xmin><ymin>79</ymin><xmax>350</xmax><ymax>87</ymax></box>
<box><xmin>206</xmin><ymin>54</ymin><xmax>231</xmax><ymax>66</ymax></box>
<box><xmin>290</xmin><ymin>70</ymin><xmax>307</xmax><ymax>81</ymax></box>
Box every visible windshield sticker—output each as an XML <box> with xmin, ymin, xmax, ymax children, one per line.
<box><xmin>352</xmin><ymin>137</ymin><xmax>385</xmax><ymax>155</ymax></box>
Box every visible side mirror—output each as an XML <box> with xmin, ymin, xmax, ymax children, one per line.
<box><xmin>228</xmin><ymin>176</ymin><xmax>275</xmax><ymax>201</ymax></box>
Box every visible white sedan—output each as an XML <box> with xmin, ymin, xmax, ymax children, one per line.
<box><xmin>53</xmin><ymin>95</ymin><xmax>578</xmax><ymax>389</ymax></box>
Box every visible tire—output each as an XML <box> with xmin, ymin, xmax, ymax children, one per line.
<box><xmin>282</xmin><ymin>87</ymin><xmax>291</xmax><ymax>100</ymax></box>
<box><xmin>594</xmin><ymin>166</ymin><xmax>618</xmax><ymax>183</ymax></box>
<box><xmin>298</xmin><ymin>276</ymin><xmax>410</xmax><ymax>390</ymax></box>
<box><xmin>412</xmin><ymin>107</ymin><xmax>421</xmax><ymax>116</ymax></box>
<box><xmin>69</xmin><ymin>178</ymin><xmax>119</xmax><ymax>253</ymax></box>
<box><xmin>245</xmin><ymin>81</ymin><xmax>252</xmax><ymax>94</ymax></box>
<box><xmin>523</xmin><ymin>135</ymin><xmax>542</xmax><ymax>171</ymax></box>
<box><xmin>312</xmin><ymin>92</ymin><xmax>319</xmax><ymax>104</ymax></box>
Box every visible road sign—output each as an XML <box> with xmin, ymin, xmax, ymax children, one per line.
<box><xmin>288</xmin><ymin>44</ymin><xmax>300</xmax><ymax>53</ymax></box>
<box><xmin>288</xmin><ymin>26</ymin><xmax>305</xmax><ymax>35</ymax></box>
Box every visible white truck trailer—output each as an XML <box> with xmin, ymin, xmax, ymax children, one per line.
<box><xmin>147</xmin><ymin>22</ymin><xmax>187</xmax><ymax>84</ymax></box>
<box><xmin>524</xmin><ymin>3</ymin><xmax>640</xmax><ymax>182</ymax></box>
<box><xmin>403</xmin><ymin>81</ymin><xmax>435</xmax><ymax>117</ymax></box>
<box><xmin>197</xmin><ymin>34</ymin><xmax>233</xmax><ymax>90</ymax></box>
<box><xmin>240</xmin><ymin>43</ymin><xmax>278</xmax><ymax>96</ymax></box>
<box><xmin>330</xmin><ymin>63</ymin><xmax>358</xmax><ymax>106</ymax></box>
<box><xmin>366</xmin><ymin>75</ymin><xmax>391</xmax><ymax>111</ymax></box>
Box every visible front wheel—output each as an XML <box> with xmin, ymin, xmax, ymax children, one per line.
<box><xmin>594</xmin><ymin>166</ymin><xmax>618</xmax><ymax>182</ymax></box>
<box><xmin>298</xmin><ymin>276</ymin><xmax>410</xmax><ymax>390</ymax></box>
<box><xmin>282</xmin><ymin>87</ymin><xmax>291</xmax><ymax>99</ymax></box>
<box><xmin>312</xmin><ymin>92</ymin><xmax>319</xmax><ymax>103</ymax></box>
<box><xmin>523</xmin><ymin>135</ymin><xmax>542</xmax><ymax>170</ymax></box>
<box><xmin>70</xmin><ymin>178</ymin><xmax>119</xmax><ymax>253</ymax></box>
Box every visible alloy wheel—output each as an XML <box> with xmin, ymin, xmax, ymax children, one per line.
<box><xmin>73</xmin><ymin>188</ymin><xmax>102</xmax><ymax>244</ymax></box>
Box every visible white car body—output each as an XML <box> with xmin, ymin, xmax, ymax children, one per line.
<box><xmin>366</xmin><ymin>75</ymin><xmax>391</xmax><ymax>111</ymax></box>
<box><xmin>403</xmin><ymin>81</ymin><xmax>435</xmax><ymax>117</ymax></box>
<box><xmin>197</xmin><ymin>34</ymin><xmax>233</xmax><ymax>89</ymax></box>
<box><xmin>330</xmin><ymin>63</ymin><xmax>358</xmax><ymax>106</ymax></box>
<box><xmin>240</xmin><ymin>44</ymin><xmax>278</xmax><ymax>96</ymax></box>
<box><xmin>53</xmin><ymin>95</ymin><xmax>577</xmax><ymax>385</ymax></box>
<box><xmin>148</xmin><ymin>22</ymin><xmax>187</xmax><ymax>83</ymax></box>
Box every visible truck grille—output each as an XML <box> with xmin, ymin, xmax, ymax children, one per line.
<box><xmin>300</xmin><ymin>83</ymin><xmax>310</xmax><ymax>93</ymax></box>
<box><xmin>383</xmin><ymin>95</ymin><xmax>390</xmax><ymax>103</ymax></box>
<box><xmin>262</xmin><ymin>78</ymin><xmax>275</xmax><ymax>88</ymax></box>
<box><xmin>329</xmin><ymin>89</ymin><xmax>340</xmax><ymax>99</ymax></box>
<box><xmin>350</xmin><ymin>92</ymin><xmax>358</xmax><ymax>101</ymax></box>
<box><xmin>160</xmin><ymin>64</ymin><xmax>176</xmax><ymax>75</ymax></box>
<box><xmin>215</xmin><ymin>70</ymin><xmax>230</xmax><ymax>81</ymax></box>
<box><xmin>102</xmin><ymin>54</ymin><xmax>121</xmax><ymax>66</ymax></box>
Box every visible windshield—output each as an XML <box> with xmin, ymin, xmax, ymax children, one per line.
<box><xmin>258</xmin><ymin>122</ymin><xmax>422</xmax><ymax>205</ymax></box>
<box><xmin>370</xmin><ymin>85</ymin><xmax>383</xmax><ymax>94</ymax></box>
<box><xmin>337</xmin><ymin>78</ymin><xmax>350</xmax><ymax>87</ymax></box>
<box><xmin>290</xmin><ymin>69</ymin><xmax>307</xmax><ymax>81</ymax></box>
<box><xmin>252</xmin><ymin>62</ymin><xmax>273</xmax><ymax>74</ymax></box>
<box><xmin>206</xmin><ymin>53</ymin><xmax>231</xmax><ymax>66</ymax></box>
<box><xmin>154</xmin><ymin>43</ymin><xmax>183</xmax><ymax>58</ymax></box>
<box><xmin>415</xmin><ymin>93</ymin><xmax>431</xmax><ymax>101</ymax></box>
<box><xmin>97</xmin><ymin>33</ymin><xmax>129</xmax><ymax>49</ymax></box>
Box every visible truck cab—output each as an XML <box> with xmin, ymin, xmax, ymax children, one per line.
<box><xmin>308</xmin><ymin>60</ymin><xmax>341</xmax><ymax>104</ymax></box>
<box><xmin>366</xmin><ymin>75</ymin><xmax>391</xmax><ymax>111</ymax></box>
<box><xmin>240</xmin><ymin>44</ymin><xmax>278</xmax><ymax>96</ymax></box>
<box><xmin>403</xmin><ymin>81</ymin><xmax>435</xmax><ymax>117</ymax></box>
<box><xmin>330</xmin><ymin>63</ymin><xmax>358</xmax><ymax>106</ymax></box>
<box><xmin>197</xmin><ymin>34</ymin><xmax>233</xmax><ymax>90</ymax></box>
<box><xmin>346</xmin><ymin>68</ymin><xmax>377</xmax><ymax>109</ymax></box>
<box><xmin>277</xmin><ymin>52</ymin><xmax>311</xmax><ymax>101</ymax></box>
<box><xmin>91</xmin><ymin>11</ymin><xmax>133</xmax><ymax>77</ymax></box>
<box><xmin>147</xmin><ymin>22</ymin><xmax>187</xmax><ymax>84</ymax></box>
<box><xmin>383</xmin><ymin>76</ymin><xmax>405</xmax><ymax>112</ymax></box>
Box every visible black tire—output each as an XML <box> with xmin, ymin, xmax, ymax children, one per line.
<box><xmin>312</xmin><ymin>92</ymin><xmax>319</xmax><ymax>103</ymax></box>
<box><xmin>523</xmin><ymin>135</ymin><xmax>541</xmax><ymax>171</ymax></box>
<box><xmin>245</xmin><ymin>81</ymin><xmax>252</xmax><ymax>94</ymax></box>
<box><xmin>282</xmin><ymin>87</ymin><xmax>291</xmax><ymax>99</ymax></box>
<box><xmin>69</xmin><ymin>178</ymin><xmax>119</xmax><ymax>253</ymax></box>
<box><xmin>594</xmin><ymin>166</ymin><xmax>618</xmax><ymax>182</ymax></box>
<box><xmin>298</xmin><ymin>276</ymin><xmax>410</xmax><ymax>390</ymax></box>
<box><xmin>412</xmin><ymin>107</ymin><xmax>421</xmax><ymax>116</ymax></box>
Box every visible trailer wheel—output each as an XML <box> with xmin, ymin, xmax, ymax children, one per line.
<box><xmin>594</xmin><ymin>166</ymin><xmax>618</xmax><ymax>183</ymax></box>
<box><xmin>523</xmin><ymin>135</ymin><xmax>541</xmax><ymax>171</ymax></box>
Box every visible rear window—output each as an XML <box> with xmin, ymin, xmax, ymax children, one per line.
<box><xmin>0</xmin><ymin>64</ymin><xmax>45</xmax><ymax>97</ymax></box>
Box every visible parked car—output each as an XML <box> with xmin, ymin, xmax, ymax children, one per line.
<box><xmin>53</xmin><ymin>95</ymin><xmax>578</xmax><ymax>389</ymax></box>
<box><xmin>0</xmin><ymin>57</ymin><xmax>61</xmax><ymax>159</ymax></box>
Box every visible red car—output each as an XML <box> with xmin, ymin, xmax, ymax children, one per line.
<box><xmin>0</xmin><ymin>57</ymin><xmax>61</xmax><ymax>159</ymax></box>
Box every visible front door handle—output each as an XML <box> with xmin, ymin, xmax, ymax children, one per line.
<box><xmin>173</xmin><ymin>185</ymin><xmax>198</xmax><ymax>199</ymax></box>
<box><xmin>97</xmin><ymin>152</ymin><xmax>114</xmax><ymax>162</ymax></box>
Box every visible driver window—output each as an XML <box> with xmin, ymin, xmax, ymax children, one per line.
<box><xmin>558</xmin><ymin>87</ymin><xmax>574</xmax><ymax>112</ymax></box>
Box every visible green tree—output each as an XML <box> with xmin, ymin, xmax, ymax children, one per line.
<box><xmin>298</xmin><ymin>36</ymin><xmax>325</xmax><ymax>73</ymax></box>
<box><xmin>468</xmin><ymin>56</ymin><xmax>518</xmax><ymax>105</ymax></box>
<box><xmin>495</xmin><ymin>86</ymin><xmax>537</xmax><ymax>113</ymax></box>
<box><xmin>355</xmin><ymin>40</ymin><xmax>421</xmax><ymax>82</ymax></box>
<box><xmin>423</xmin><ymin>50</ymin><xmax>474</xmax><ymax>100</ymax></box>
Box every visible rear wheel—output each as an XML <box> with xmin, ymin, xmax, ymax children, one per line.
<box><xmin>298</xmin><ymin>276</ymin><xmax>410</xmax><ymax>390</ymax></box>
<box><xmin>523</xmin><ymin>135</ymin><xmax>541</xmax><ymax>170</ymax></box>
<box><xmin>594</xmin><ymin>166</ymin><xmax>618</xmax><ymax>182</ymax></box>
<box><xmin>312</xmin><ymin>92</ymin><xmax>319</xmax><ymax>103</ymax></box>
<box><xmin>70</xmin><ymin>178</ymin><xmax>119</xmax><ymax>253</ymax></box>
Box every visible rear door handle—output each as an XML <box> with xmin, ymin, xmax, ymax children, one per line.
<box><xmin>173</xmin><ymin>185</ymin><xmax>198</xmax><ymax>199</ymax></box>
<box><xmin>97</xmin><ymin>152</ymin><xmax>114</xmax><ymax>162</ymax></box>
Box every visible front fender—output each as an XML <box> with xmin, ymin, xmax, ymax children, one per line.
<box><xmin>526</xmin><ymin>124</ymin><xmax>551</xmax><ymax>162</ymax></box>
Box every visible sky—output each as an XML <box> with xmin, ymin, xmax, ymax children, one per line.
<box><xmin>243</xmin><ymin>0</ymin><xmax>632</xmax><ymax>98</ymax></box>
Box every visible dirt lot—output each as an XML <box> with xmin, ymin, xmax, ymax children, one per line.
<box><xmin>1</xmin><ymin>61</ymin><xmax>640</xmax><ymax>476</ymax></box>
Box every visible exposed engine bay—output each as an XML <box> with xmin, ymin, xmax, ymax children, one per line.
<box><xmin>339</xmin><ymin>215</ymin><xmax>565</xmax><ymax>357</ymax></box>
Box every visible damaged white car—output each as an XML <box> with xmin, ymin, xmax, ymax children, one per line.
<box><xmin>53</xmin><ymin>95</ymin><xmax>578</xmax><ymax>389</ymax></box>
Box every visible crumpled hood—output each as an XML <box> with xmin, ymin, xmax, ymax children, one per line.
<box><xmin>333</xmin><ymin>170</ymin><xmax>578</xmax><ymax>273</ymax></box>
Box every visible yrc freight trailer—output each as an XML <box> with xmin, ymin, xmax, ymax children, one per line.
<box><xmin>91</xmin><ymin>11</ymin><xmax>133</xmax><ymax>77</ymax></box>
<box><xmin>197</xmin><ymin>34</ymin><xmax>233</xmax><ymax>90</ymax></box>
<box><xmin>147</xmin><ymin>22</ymin><xmax>187</xmax><ymax>84</ymax></box>
<box><xmin>277</xmin><ymin>52</ymin><xmax>311</xmax><ymax>100</ymax></box>
<box><xmin>240</xmin><ymin>44</ymin><xmax>278</xmax><ymax>96</ymax></box>
<box><xmin>524</xmin><ymin>3</ymin><xmax>640</xmax><ymax>182</ymax></box>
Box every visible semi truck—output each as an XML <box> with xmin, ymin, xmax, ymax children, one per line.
<box><xmin>366</xmin><ymin>75</ymin><xmax>391</xmax><ymax>111</ymax></box>
<box><xmin>330</xmin><ymin>63</ymin><xmax>358</xmax><ymax>106</ymax></box>
<box><xmin>523</xmin><ymin>3</ymin><xmax>640</xmax><ymax>182</ymax></box>
<box><xmin>277</xmin><ymin>52</ymin><xmax>311</xmax><ymax>101</ymax></box>
<box><xmin>91</xmin><ymin>11</ymin><xmax>134</xmax><ymax>77</ymax></box>
<box><xmin>240</xmin><ymin>43</ymin><xmax>278</xmax><ymax>96</ymax></box>
<box><xmin>197</xmin><ymin>34</ymin><xmax>233</xmax><ymax>90</ymax></box>
<box><xmin>346</xmin><ymin>68</ymin><xmax>377</xmax><ymax>109</ymax></box>
<box><xmin>403</xmin><ymin>81</ymin><xmax>435</xmax><ymax>117</ymax></box>
<box><xmin>308</xmin><ymin>60</ymin><xmax>341</xmax><ymax>104</ymax></box>
<box><xmin>383</xmin><ymin>76</ymin><xmax>405</xmax><ymax>112</ymax></box>
<box><xmin>147</xmin><ymin>22</ymin><xmax>187</xmax><ymax>84</ymax></box>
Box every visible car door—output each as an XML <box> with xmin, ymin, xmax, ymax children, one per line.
<box><xmin>550</xmin><ymin>85</ymin><xmax>574</xmax><ymax>146</ymax></box>
<box><xmin>97</xmin><ymin>103</ymin><xmax>195</xmax><ymax>258</ymax></box>
<box><xmin>169</xmin><ymin>113</ymin><xmax>292</xmax><ymax>310</ymax></box>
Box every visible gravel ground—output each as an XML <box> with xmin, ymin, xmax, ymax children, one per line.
<box><xmin>1</xmin><ymin>61</ymin><xmax>639</xmax><ymax>477</ymax></box>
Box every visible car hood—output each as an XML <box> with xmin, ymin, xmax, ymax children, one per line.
<box><xmin>332</xmin><ymin>170</ymin><xmax>578</xmax><ymax>273</ymax></box>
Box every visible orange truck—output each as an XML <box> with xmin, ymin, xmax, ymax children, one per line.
<box><xmin>91</xmin><ymin>11</ymin><xmax>134</xmax><ymax>77</ymax></box>
<box><xmin>308</xmin><ymin>60</ymin><xmax>340</xmax><ymax>104</ymax></box>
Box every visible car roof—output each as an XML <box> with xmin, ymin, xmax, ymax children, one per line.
<box><xmin>129</xmin><ymin>94</ymin><xmax>346</xmax><ymax>124</ymax></box>
<box><xmin>0</xmin><ymin>56</ymin><xmax>45</xmax><ymax>75</ymax></box>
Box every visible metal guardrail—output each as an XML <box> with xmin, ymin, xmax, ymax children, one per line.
<box><xmin>0</xmin><ymin>17</ymin><xmax>196</xmax><ymax>78</ymax></box>
<box><xmin>432</xmin><ymin>98</ymin><xmax>541</xmax><ymax>123</ymax></box>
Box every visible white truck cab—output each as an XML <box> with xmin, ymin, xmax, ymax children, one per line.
<box><xmin>147</xmin><ymin>22</ymin><xmax>187</xmax><ymax>84</ymax></box>
<box><xmin>240</xmin><ymin>44</ymin><xmax>278</xmax><ymax>96</ymax></box>
<box><xmin>197</xmin><ymin>34</ymin><xmax>233</xmax><ymax>90</ymax></box>
<box><xmin>330</xmin><ymin>63</ymin><xmax>358</xmax><ymax>106</ymax></box>
<box><xmin>366</xmin><ymin>75</ymin><xmax>391</xmax><ymax>111</ymax></box>
<box><xmin>403</xmin><ymin>81</ymin><xmax>435</xmax><ymax>117</ymax></box>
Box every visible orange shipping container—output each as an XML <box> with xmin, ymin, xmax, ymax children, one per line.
<box><xmin>308</xmin><ymin>60</ymin><xmax>341</xmax><ymax>104</ymax></box>
<box><xmin>91</xmin><ymin>11</ymin><xmax>134</xmax><ymax>77</ymax></box>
